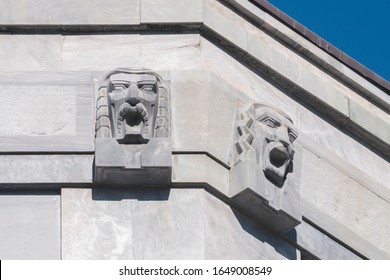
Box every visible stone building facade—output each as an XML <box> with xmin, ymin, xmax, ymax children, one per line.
<box><xmin>0</xmin><ymin>0</ymin><xmax>389</xmax><ymax>260</ymax></box>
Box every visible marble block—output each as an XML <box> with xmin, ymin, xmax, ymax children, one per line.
<box><xmin>203</xmin><ymin>0</ymin><xmax>248</xmax><ymax>55</ymax></box>
<box><xmin>172</xmin><ymin>154</ymin><xmax>230</xmax><ymax>195</ymax></box>
<box><xmin>61</xmin><ymin>188</ymin><xmax>296</xmax><ymax>259</ymax></box>
<box><xmin>171</xmin><ymin>70</ymin><xmax>241</xmax><ymax>165</ymax></box>
<box><xmin>61</xmin><ymin>188</ymin><xmax>204</xmax><ymax>259</ymax></box>
<box><xmin>0</xmin><ymin>191</ymin><xmax>60</xmax><ymax>260</ymax></box>
<box><xmin>0</xmin><ymin>35</ymin><xmax>62</xmax><ymax>72</ymax></box>
<box><xmin>300</xmin><ymin>148</ymin><xmax>390</xmax><ymax>259</ymax></box>
<box><xmin>0</xmin><ymin>72</ymin><xmax>94</xmax><ymax>152</ymax></box>
<box><xmin>291</xmin><ymin>221</ymin><xmax>362</xmax><ymax>260</ymax></box>
<box><xmin>131</xmin><ymin>188</ymin><xmax>204</xmax><ymax>259</ymax></box>
<box><xmin>348</xmin><ymin>98</ymin><xmax>390</xmax><ymax>146</ymax></box>
<box><xmin>61</xmin><ymin>34</ymin><xmax>201</xmax><ymax>71</ymax></box>
<box><xmin>204</xmin><ymin>191</ymin><xmax>298</xmax><ymax>259</ymax></box>
<box><xmin>141</xmin><ymin>0</ymin><xmax>203</xmax><ymax>24</ymax></box>
<box><xmin>0</xmin><ymin>0</ymin><xmax>140</xmax><ymax>25</ymax></box>
<box><xmin>0</xmin><ymin>155</ymin><xmax>93</xmax><ymax>185</ymax></box>
<box><xmin>61</xmin><ymin>188</ymin><xmax>134</xmax><ymax>260</ymax></box>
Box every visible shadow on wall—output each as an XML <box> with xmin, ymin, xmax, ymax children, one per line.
<box><xmin>91</xmin><ymin>187</ymin><xmax>171</xmax><ymax>202</ymax></box>
<box><xmin>231</xmin><ymin>207</ymin><xmax>298</xmax><ymax>260</ymax></box>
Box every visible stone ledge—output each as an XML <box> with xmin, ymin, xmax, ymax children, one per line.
<box><xmin>302</xmin><ymin>201</ymin><xmax>390</xmax><ymax>260</ymax></box>
<box><xmin>297</xmin><ymin>133</ymin><xmax>390</xmax><ymax>203</ymax></box>
<box><xmin>299</xmin><ymin>147</ymin><xmax>390</xmax><ymax>259</ymax></box>
<box><xmin>286</xmin><ymin>220</ymin><xmax>362</xmax><ymax>260</ymax></box>
<box><xmin>0</xmin><ymin>155</ymin><xmax>94</xmax><ymax>185</ymax></box>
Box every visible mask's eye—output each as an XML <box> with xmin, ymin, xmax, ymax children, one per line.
<box><xmin>138</xmin><ymin>81</ymin><xmax>157</xmax><ymax>92</ymax></box>
<box><xmin>260</xmin><ymin>117</ymin><xmax>279</xmax><ymax>128</ymax></box>
<box><xmin>288</xmin><ymin>129</ymin><xmax>297</xmax><ymax>143</ymax></box>
<box><xmin>114</xmin><ymin>85</ymin><xmax>126</xmax><ymax>91</ymax></box>
<box><xmin>110</xmin><ymin>82</ymin><xmax>128</xmax><ymax>91</ymax></box>
<box><xmin>141</xmin><ymin>85</ymin><xmax>155</xmax><ymax>91</ymax></box>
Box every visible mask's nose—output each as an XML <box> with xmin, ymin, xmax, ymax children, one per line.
<box><xmin>125</xmin><ymin>84</ymin><xmax>141</xmax><ymax>106</ymax></box>
<box><xmin>275</xmin><ymin>127</ymin><xmax>291</xmax><ymax>149</ymax></box>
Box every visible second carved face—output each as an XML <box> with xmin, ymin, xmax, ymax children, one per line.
<box><xmin>252</xmin><ymin>105</ymin><xmax>297</xmax><ymax>187</ymax></box>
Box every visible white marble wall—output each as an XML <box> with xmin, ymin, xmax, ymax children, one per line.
<box><xmin>62</xmin><ymin>34</ymin><xmax>201</xmax><ymax>71</ymax></box>
<box><xmin>0</xmin><ymin>35</ymin><xmax>62</xmax><ymax>71</ymax></box>
<box><xmin>0</xmin><ymin>71</ymin><xmax>94</xmax><ymax>152</ymax></box>
<box><xmin>294</xmin><ymin>221</ymin><xmax>361</xmax><ymax>260</ymax></box>
<box><xmin>299</xmin><ymin>148</ymin><xmax>390</xmax><ymax>259</ymax></box>
<box><xmin>0</xmin><ymin>191</ymin><xmax>60</xmax><ymax>259</ymax></box>
<box><xmin>0</xmin><ymin>155</ymin><xmax>93</xmax><ymax>184</ymax></box>
<box><xmin>0</xmin><ymin>34</ymin><xmax>201</xmax><ymax>72</ymax></box>
<box><xmin>141</xmin><ymin>0</ymin><xmax>203</xmax><ymax>23</ymax></box>
<box><xmin>171</xmin><ymin>70</ymin><xmax>249</xmax><ymax>165</ymax></box>
<box><xmin>62</xmin><ymin>188</ymin><xmax>296</xmax><ymax>259</ymax></box>
<box><xmin>0</xmin><ymin>0</ymin><xmax>139</xmax><ymax>25</ymax></box>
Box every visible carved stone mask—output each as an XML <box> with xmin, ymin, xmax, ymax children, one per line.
<box><xmin>230</xmin><ymin>103</ymin><xmax>301</xmax><ymax>233</ymax></box>
<box><xmin>96</xmin><ymin>69</ymin><xmax>169</xmax><ymax>144</ymax></box>
<box><xmin>252</xmin><ymin>105</ymin><xmax>297</xmax><ymax>187</ymax></box>
<box><xmin>108</xmin><ymin>73</ymin><xmax>158</xmax><ymax>143</ymax></box>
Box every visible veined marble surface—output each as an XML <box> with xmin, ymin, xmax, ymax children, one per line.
<box><xmin>0</xmin><ymin>155</ymin><xmax>93</xmax><ymax>184</ymax></box>
<box><xmin>0</xmin><ymin>35</ymin><xmax>62</xmax><ymax>71</ymax></box>
<box><xmin>300</xmin><ymin>148</ymin><xmax>390</xmax><ymax>259</ymax></box>
<box><xmin>141</xmin><ymin>0</ymin><xmax>203</xmax><ymax>23</ymax></box>
<box><xmin>203</xmin><ymin>191</ymin><xmax>296</xmax><ymax>259</ymax></box>
<box><xmin>0</xmin><ymin>0</ymin><xmax>139</xmax><ymax>25</ymax></box>
<box><xmin>171</xmin><ymin>70</ymin><xmax>242</xmax><ymax>165</ymax></box>
<box><xmin>0</xmin><ymin>191</ymin><xmax>60</xmax><ymax>259</ymax></box>
<box><xmin>0</xmin><ymin>85</ymin><xmax>77</xmax><ymax>136</ymax></box>
<box><xmin>0</xmin><ymin>71</ymin><xmax>94</xmax><ymax>152</ymax></box>
<box><xmin>61</xmin><ymin>188</ymin><xmax>295</xmax><ymax>259</ymax></box>
<box><xmin>0</xmin><ymin>34</ymin><xmax>201</xmax><ymax>72</ymax></box>
<box><xmin>294</xmin><ymin>221</ymin><xmax>361</xmax><ymax>260</ymax></box>
<box><xmin>62</xmin><ymin>34</ymin><xmax>201</xmax><ymax>71</ymax></box>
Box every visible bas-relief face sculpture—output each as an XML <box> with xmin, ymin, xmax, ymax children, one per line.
<box><xmin>234</xmin><ymin>104</ymin><xmax>297</xmax><ymax>187</ymax></box>
<box><xmin>96</xmin><ymin>68</ymin><xmax>169</xmax><ymax>143</ymax></box>
<box><xmin>94</xmin><ymin>68</ymin><xmax>171</xmax><ymax>185</ymax></box>
<box><xmin>253</xmin><ymin>105</ymin><xmax>297</xmax><ymax>187</ymax></box>
<box><xmin>109</xmin><ymin>73</ymin><xmax>158</xmax><ymax>144</ymax></box>
<box><xmin>231</xmin><ymin>103</ymin><xmax>301</xmax><ymax>233</ymax></box>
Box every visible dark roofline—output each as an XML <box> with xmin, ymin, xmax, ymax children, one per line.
<box><xmin>251</xmin><ymin>0</ymin><xmax>390</xmax><ymax>93</ymax></box>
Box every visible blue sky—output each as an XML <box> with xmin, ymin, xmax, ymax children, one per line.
<box><xmin>268</xmin><ymin>0</ymin><xmax>390</xmax><ymax>82</ymax></box>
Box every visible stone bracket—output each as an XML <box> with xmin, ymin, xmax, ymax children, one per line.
<box><xmin>229</xmin><ymin>159</ymin><xmax>301</xmax><ymax>234</ymax></box>
<box><xmin>95</xmin><ymin>138</ymin><xmax>172</xmax><ymax>186</ymax></box>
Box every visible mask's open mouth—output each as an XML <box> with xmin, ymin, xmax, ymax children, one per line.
<box><xmin>118</xmin><ymin>103</ymin><xmax>149</xmax><ymax>131</ymax></box>
<box><xmin>269</xmin><ymin>146</ymin><xmax>289</xmax><ymax>168</ymax></box>
<box><xmin>116</xmin><ymin>102</ymin><xmax>151</xmax><ymax>144</ymax></box>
